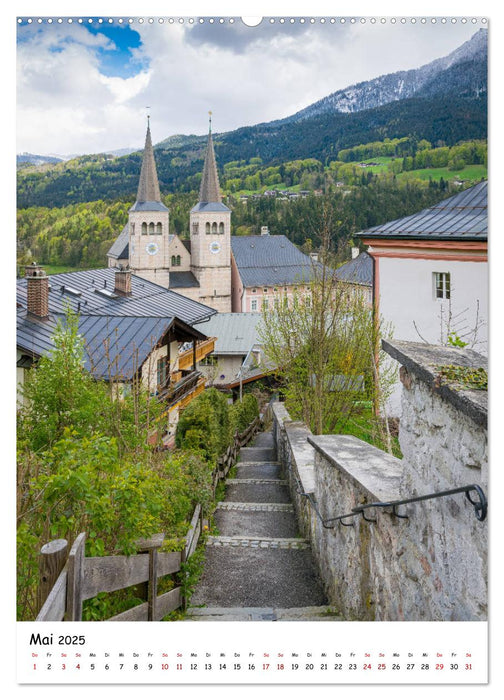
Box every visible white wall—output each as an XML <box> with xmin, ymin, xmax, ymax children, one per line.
<box><xmin>378</xmin><ymin>256</ymin><xmax>488</xmax><ymax>415</ymax></box>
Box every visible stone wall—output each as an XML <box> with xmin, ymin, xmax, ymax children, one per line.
<box><xmin>271</xmin><ymin>340</ymin><xmax>488</xmax><ymax>621</ymax></box>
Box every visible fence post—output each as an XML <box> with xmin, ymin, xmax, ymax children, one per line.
<box><xmin>135</xmin><ymin>533</ymin><xmax>164</xmax><ymax>621</ymax></box>
<box><xmin>37</xmin><ymin>539</ymin><xmax>68</xmax><ymax>613</ymax></box>
<box><xmin>66</xmin><ymin>533</ymin><xmax>86</xmax><ymax>621</ymax></box>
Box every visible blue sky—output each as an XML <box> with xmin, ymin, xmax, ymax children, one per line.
<box><xmin>16</xmin><ymin>15</ymin><xmax>484</xmax><ymax>155</ymax></box>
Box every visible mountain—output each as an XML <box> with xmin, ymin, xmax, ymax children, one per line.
<box><xmin>17</xmin><ymin>31</ymin><xmax>487</xmax><ymax>209</ymax></box>
<box><xmin>17</xmin><ymin>152</ymin><xmax>64</xmax><ymax>166</ymax></box>
<box><xmin>271</xmin><ymin>29</ymin><xmax>487</xmax><ymax>124</ymax></box>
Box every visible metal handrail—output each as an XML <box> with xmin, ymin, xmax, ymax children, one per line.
<box><xmin>296</xmin><ymin>483</ymin><xmax>487</xmax><ymax>527</ymax></box>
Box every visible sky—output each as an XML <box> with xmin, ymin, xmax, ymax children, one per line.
<box><xmin>16</xmin><ymin>13</ymin><xmax>485</xmax><ymax>157</ymax></box>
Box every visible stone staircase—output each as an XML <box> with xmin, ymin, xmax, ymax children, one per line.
<box><xmin>187</xmin><ymin>429</ymin><xmax>341</xmax><ymax>621</ymax></box>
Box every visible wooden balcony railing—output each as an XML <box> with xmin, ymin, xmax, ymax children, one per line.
<box><xmin>158</xmin><ymin>370</ymin><xmax>202</xmax><ymax>407</ymax></box>
<box><xmin>178</xmin><ymin>337</ymin><xmax>216</xmax><ymax>371</ymax></box>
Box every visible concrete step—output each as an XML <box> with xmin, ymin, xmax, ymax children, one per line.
<box><xmin>186</xmin><ymin>606</ymin><xmax>342</xmax><ymax>621</ymax></box>
<box><xmin>224</xmin><ymin>481</ymin><xmax>291</xmax><ymax>503</ymax></box>
<box><xmin>239</xmin><ymin>447</ymin><xmax>276</xmax><ymax>463</ymax></box>
<box><xmin>235</xmin><ymin>462</ymin><xmax>282</xmax><ymax>479</ymax></box>
<box><xmin>206</xmin><ymin>535</ymin><xmax>310</xmax><ymax>549</ymax></box>
<box><xmin>190</xmin><ymin>546</ymin><xmax>327</xmax><ymax>608</ymax></box>
<box><xmin>214</xmin><ymin>508</ymin><xmax>299</xmax><ymax>538</ymax></box>
<box><xmin>249</xmin><ymin>432</ymin><xmax>275</xmax><ymax>449</ymax></box>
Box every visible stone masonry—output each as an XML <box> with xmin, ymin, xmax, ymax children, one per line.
<box><xmin>271</xmin><ymin>340</ymin><xmax>488</xmax><ymax>621</ymax></box>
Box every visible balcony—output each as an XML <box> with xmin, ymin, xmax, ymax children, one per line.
<box><xmin>158</xmin><ymin>369</ymin><xmax>203</xmax><ymax>409</ymax></box>
<box><xmin>178</xmin><ymin>337</ymin><xmax>216</xmax><ymax>371</ymax></box>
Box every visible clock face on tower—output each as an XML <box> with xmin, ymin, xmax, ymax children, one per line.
<box><xmin>146</xmin><ymin>242</ymin><xmax>159</xmax><ymax>256</ymax></box>
<box><xmin>209</xmin><ymin>241</ymin><xmax>221</xmax><ymax>255</ymax></box>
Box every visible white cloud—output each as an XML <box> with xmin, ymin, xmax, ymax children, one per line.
<box><xmin>16</xmin><ymin>19</ymin><xmax>482</xmax><ymax>155</ymax></box>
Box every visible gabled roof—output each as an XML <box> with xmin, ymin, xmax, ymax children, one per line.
<box><xmin>107</xmin><ymin>224</ymin><xmax>129</xmax><ymax>260</ymax></box>
<box><xmin>335</xmin><ymin>252</ymin><xmax>373</xmax><ymax>287</ymax></box>
<box><xmin>231</xmin><ymin>235</ymin><xmax>316</xmax><ymax>288</ymax></box>
<box><xmin>356</xmin><ymin>181</ymin><xmax>487</xmax><ymax>241</ymax></box>
<box><xmin>17</xmin><ymin>309</ymin><xmax>206</xmax><ymax>381</ymax></box>
<box><xmin>16</xmin><ymin>268</ymin><xmax>216</xmax><ymax>326</ymax></box>
<box><xmin>194</xmin><ymin>313</ymin><xmax>262</xmax><ymax>355</ymax></box>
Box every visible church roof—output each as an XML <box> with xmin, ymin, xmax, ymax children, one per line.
<box><xmin>231</xmin><ymin>234</ymin><xmax>316</xmax><ymax>288</ymax></box>
<box><xmin>107</xmin><ymin>224</ymin><xmax>129</xmax><ymax>260</ymax></box>
<box><xmin>134</xmin><ymin>121</ymin><xmax>169</xmax><ymax>211</ymax></box>
<box><xmin>196</xmin><ymin>123</ymin><xmax>226</xmax><ymax>206</ymax></box>
<box><xmin>357</xmin><ymin>181</ymin><xmax>487</xmax><ymax>241</ymax></box>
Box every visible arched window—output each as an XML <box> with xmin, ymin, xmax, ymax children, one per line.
<box><xmin>156</xmin><ymin>222</ymin><xmax>162</xmax><ymax>234</ymax></box>
<box><xmin>171</xmin><ymin>256</ymin><xmax>176</xmax><ymax>266</ymax></box>
<box><xmin>219</xmin><ymin>222</ymin><xmax>224</xmax><ymax>234</ymax></box>
<box><xmin>205</xmin><ymin>222</ymin><xmax>211</xmax><ymax>235</ymax></box>
<box><xmin>176</xmin><ymin>255</ymin><xmax>181</xmax><ymax>266</ymax></box>
<box><xmin>141</xmin><ymin>222</ymin><xmax>147</xmax><ymax>235</ymax></box>
<box><xmin>212</xmin><ymin>222</ymin><xmax>218</xmax><ymax>234</ymax></box>
<box><xmin>149</xmin><ymin>222</ymin><xmax>155</xmax><ymax>234</ymax></box>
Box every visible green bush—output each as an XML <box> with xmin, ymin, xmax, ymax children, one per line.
<box><xmin>175</xmin><ymin>388</ymin><xmax>231</xmax><ymax>462</ymax></box>
<box><xmin>230</xmin><ymin>393</ymin><xmax>259</xmax><ymax>433</ymax></box>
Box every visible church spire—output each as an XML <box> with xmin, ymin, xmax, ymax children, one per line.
<box><xmin>136</xmin><ymin>117</ymin><xmax>162</xmax><ymax>203</ymax></box>
<box><xmin>198</xmin><ymin>112</ymin><xmax>221</xmax><ymax>204</ymax></box>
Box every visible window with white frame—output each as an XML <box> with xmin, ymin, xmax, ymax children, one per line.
<box><xmin>251</xmin><ymin>299</ymin><xmax>258</xmax><ymax>311</ymax></box>
<box><xmin>434</xmin><ymin>272</ymin><xmax>451</xmax><ymax>300</ymax></box>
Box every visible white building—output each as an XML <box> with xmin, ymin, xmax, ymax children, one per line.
<box><xmin>356</xmin><ymin>181</ymin><xmax>488</xmax><ymax>415</ymax></box>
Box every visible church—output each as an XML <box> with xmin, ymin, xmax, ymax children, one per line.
<box><xmin>107</xmin><ymin>118</ymin><xmax>316</xmax><ymax>313</ymax></box>
<box><xmin>107</xmin><ymin>117</ymin><xmax>232</xmax><ymax>312</ymax></box>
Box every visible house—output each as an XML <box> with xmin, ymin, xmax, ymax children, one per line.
<box><xmin>356</xmin><ymin>180</ymin><xmax>488</xmax><ymax>415</ymax></box>
<box><xmin>17</xmin><ymin>263</ymin><xmax>217</xmax><ymax>443</ymax></box>
<box><xmin>230</xmin><ymin>232</ymin><xmax>316</xmax><ymax>312</ymax></box>
<box><xmin>193</xmin><ymin>312</ymin><xmax>264</xmax><ymax>388</ymax></box>
<box><xmin>335</xmin><ymin>250</ymin><xmax>374</xmax><ymax>306</ymax></box>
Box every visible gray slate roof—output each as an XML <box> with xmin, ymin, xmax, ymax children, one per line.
<box><xmin>16</xmin><ymin>268</ymin><xmax>216</xmax><ymax>326</ymax></box>
<box><xmin>191</xmin><ymin>202</ymin><xmax>230</xmax><ymax>213</ymax></box>
<box><xmin>335</xmin><ymin>252</ymin><xmax>373</xmax><ymax>287</ymax></box>
<box><xmin>231</xmin><ymin>235</ymin><xmax>316</xmax><ymax>288</ymax></box>
<box><xmin>194</xmin><ymin>313</ymin><xmax>263</xmax><ymax>355</ymax></box>
<box><xmin>17</xmin><ymin>309</ymin><xmax>206</xmax><ymax>380</ymax></box>
<box><xmin>356</xmin><ymin>181</ymin><xmax>487</xmax><ymax>241</ymax></box>
<box><xmin>169</xmin><ymin>271</ymin><xmax>200</xmax><ymax>288</ymax></box>
<box><xmin>107</xmin><ymin>224</ymin><xmax>129</xmax><ymax>260</ymax></box>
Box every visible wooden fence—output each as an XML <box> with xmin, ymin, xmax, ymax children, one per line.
<box><xmin>35</xmin><ymin>415</ymin><xmax>262</xmax><ymax>622</ymax></box>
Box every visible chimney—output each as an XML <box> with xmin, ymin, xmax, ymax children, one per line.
<box><xmin>351</xmin><ymin>247</ymin><xmax>360</xmax><ymax>259</ymax></box>
<box><xmin>260</xmin><ymin>226</ymin><xmax>270</xmax><ymax>236</ymax></box>
<box><xmin>114</xmin><ymin>265</ymin><xmax>132</xmax><ymax>296</ymax></box>
<box><xmin>25</xmin><ymin>262</ymin><xmax>49</xmax><ymax>319</ymax></box>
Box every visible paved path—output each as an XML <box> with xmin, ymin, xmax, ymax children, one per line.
<box><xmin>187</xmin><ymin>428</ymin><xmax>341</xmax><ymax>621</ymax></box>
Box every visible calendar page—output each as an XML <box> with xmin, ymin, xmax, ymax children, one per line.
<box><xmin>13</xmin><ymin>0</ymin><xmax>492</xmax><ymax>693</ymax></box>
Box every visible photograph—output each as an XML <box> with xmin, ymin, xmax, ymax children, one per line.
<box><xmin>15</xmin><ymin>10</ymin><xmax>488</xmax><ymax>685</ymax></box>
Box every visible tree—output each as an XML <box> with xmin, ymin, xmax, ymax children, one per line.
<box><xmin>259</xmin><ymin>212</ymin><xmax>393</xmax><ymax>437</ymax></box>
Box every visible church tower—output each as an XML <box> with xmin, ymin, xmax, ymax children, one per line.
<box><xmin>128</xmin><ymin>119</ymin><xmax>170</xmax><ymax>287</ymax></box>
<box><xmin>190</xmin><ymin>114</ymin><xmax>232</xmax><ymax>312</ymax></box>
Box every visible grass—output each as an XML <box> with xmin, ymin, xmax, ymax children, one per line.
<box><xmin>337</xmin><ymin>403</ymin><xmax>403</xmax><ymax>459</ymax></box>
<box><xmin>42</xmin><ymin>263</ymin><xmax>106</xmax><ymax>275</ymax></box>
